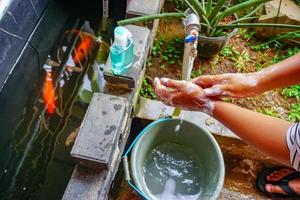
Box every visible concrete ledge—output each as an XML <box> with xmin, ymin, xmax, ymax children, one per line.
<box><xmin>63</xmin><ymin>166</ymin><xmax>107</xmax><ymax>200</ymax></box>
<box><xmin>71</xmin><ymin>93</ymin><xmax>129</xmax><ymax>170</ymax></box>
<box><xmin>126</xmin><ymin>0</ymin><xmax>163</xmax><ymax>17</ymax></box>
<box><xmin>104</xmin><ymin>25</ymin><xmax>150</xmax><ymax>89</ymax></box>
<box><xmin>135</xmin><ymin>97</ymin><xmax>239</xmax><ymax>139</ymax></box>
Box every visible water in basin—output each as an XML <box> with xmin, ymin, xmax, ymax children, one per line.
<box><xmin>143</xmin><ymin>142</ymin><xmax>204</xmax><ymax>200</ymax></box>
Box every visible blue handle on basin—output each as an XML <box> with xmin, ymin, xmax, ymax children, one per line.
<box><xmin>122</xmin><ymin>117</ymin><xmax>171</xmax><ymax>200</ymax></box>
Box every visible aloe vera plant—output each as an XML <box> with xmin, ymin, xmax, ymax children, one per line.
<box><xmin>118</xmin><ymin>0</ymin><xmax>300</xmax><ymax>37</ymax></box>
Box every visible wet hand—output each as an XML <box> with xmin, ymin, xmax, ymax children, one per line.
<box><xmin>154</xmin><ymin>77</ymin><xmax>215</xmax><ymax>114</ymax></box>
<box><xmin>193</xmin><ymin>73</ymin><xmax>263</xmax><ymax>98</ymax></box>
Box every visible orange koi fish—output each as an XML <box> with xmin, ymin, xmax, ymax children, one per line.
<box><xmin>73</xmin><ymin>34</ymin><xmax>94</xmax><ymax>65</ymax></box>
<box><xmin>42</xmin><ymin>70</ymin><xmax>55</xmax><ymax>114</ymax></box>
<box><xmin>66</xmin><ymin>29</ymin><xmax>109</xmax><ymax>66</ymax></box>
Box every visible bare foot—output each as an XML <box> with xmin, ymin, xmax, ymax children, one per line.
<box><xmin>265</xmin><ymin>168</ymin><xmax>300</xmax><ymax>196</ymax></box>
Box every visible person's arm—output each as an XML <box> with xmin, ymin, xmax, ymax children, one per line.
<box><xmin>154</xmin><ymin>78</ymin><xmax>292</xmax><ymax>166</ymax></box>
<box><xmin>193</xmin><ymin>52</ymin><xmax>300</xmax><ymax>98</ymax></box>
<box><xmin>213</xmin><ymin>101</ymin><xmax>292</xmax><ymax>165</ymax></box>
<box><xmin>258</xmin><ymin>52</ymin><xmax>300</xmax><ymax>91</ymax></box>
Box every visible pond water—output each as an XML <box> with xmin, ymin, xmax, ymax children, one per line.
<box><xmin>143</xmin><ymin>142</ymin><xmax>204</xmax><ymax>200</ymax></box>
<box><xmin>0</xmin><ymin>0</ymin><xmax>121</xmax><ymax>199</ymax></box>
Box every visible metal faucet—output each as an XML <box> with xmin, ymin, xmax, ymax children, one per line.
<box><xmin>182</xmin><ymin>12</ymin><xmax>200</xmax><ymax>80</ymax></box>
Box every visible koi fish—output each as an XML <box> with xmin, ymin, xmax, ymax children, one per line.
<box><xmin>73</xmin><ymin>34</ymin><xmax>94</xmax><ymax>65</ymax></box>
<box><xmin>42</xmin><ymin>68</ymin><xmax>55</xmax><ymax>114</ymax></box>
<box><xmin>66</xmin><ymin>29</ymin><xmax>109</xmax><ymax>66</ymax></box>
<box><xmin>65</xmin><ymin>30</ymin><xmax>97</xmax><ymax>65</ymax></box>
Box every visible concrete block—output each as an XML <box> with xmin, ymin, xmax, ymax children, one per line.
<box><xmin>126</xmin><ymin>0</ymin><xmax>162</xmax><ymax>16</ymax></box>
<box><xmin>71</xmin><ymin>93</ymin><xmax>129</xmax><ymax>170</ymax></box>
<box><xmin>135</xmin><ymin>97</ymin><xmax>238</xmax><ymax>139</ymax></box>
<box><xmin>62</xmin><ymin>166</ymin><xmax>107</xmax><ymax>200</ymax></box>
<box><xmin>104</xmin><ymin>25</ymin><xmax>150</xmax><ymax>89</ymax></box>
<box><xmin>126</xmin><ymin>0</ymin><xmax>165</xmax><ymax>30</ymax></box>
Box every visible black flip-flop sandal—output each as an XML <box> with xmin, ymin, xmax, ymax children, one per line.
<box><xmin>256</xmin><ymin>166</ymin><xmax>300</xmax><ymax>198</ymax></box>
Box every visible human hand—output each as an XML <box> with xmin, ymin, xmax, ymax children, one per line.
<box><xmin>193</xmin><ymin>72</ymin><xmax>264</xmax><ymax>98</ymax></box>
<box><xmin>154</xmin><ymin>77</ymin><xmax>215</xmax><ymax>114</ymax></box>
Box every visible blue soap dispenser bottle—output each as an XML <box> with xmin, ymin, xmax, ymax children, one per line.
<box><xmin>110</xmin><ymin>26</ymin><xmax>134</xmax><ymax>75</ymax></box>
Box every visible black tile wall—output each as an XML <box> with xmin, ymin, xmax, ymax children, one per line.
<box><xmin>0</xmin><ymin>42</ymin><xmax>40</xmax><ymax>147</ymax></box>
<box><xmin>0</xmin><ymin>0</ymin><xmax>48</xmax><ymax>88</ymax></box>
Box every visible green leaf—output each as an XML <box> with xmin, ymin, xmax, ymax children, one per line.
<box><xmin>118</xmin><ymin>12</ymin><xmax>185</xmax><ymax>26</ymax></box>
<box><xmin>206</xmin><ymin>0</ymin><xmax>212</xmax><ymax>15</ymax></box>
<box><xmin>186</xmin><ymin>0</ymin><xmax>206</xmax><ymax>18</ymax></box>
<box><xmin>218</xmin><ymin>23</ymin><xmax>300</xmax><ymax>30</ymax></box>
<box><xmin>208</xmin><ymin>0</ymin><xmax>226</xmax><ymax>21</ymax></box>
<box><xmin>213</xmin><ymin>0</ymin><xmax>268</xmax><ymax>27</ymax></box>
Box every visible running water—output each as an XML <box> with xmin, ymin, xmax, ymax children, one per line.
<box><xmin>143</xmin><ymin>143</ymin><xmax>204</xmax><ymax>200</ymax></box>
<box><xmin>174</xmin><ymin>114</ymin><xmax>184</xmax><ymax>133</ymax></box>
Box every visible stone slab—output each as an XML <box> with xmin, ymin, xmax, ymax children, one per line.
<box><xmin>126</xmin><ymin>0</ymin><xmax>165</xmax><ymax>31</ymax></box>
<box><xmin>257</xmin><ymin>0</ymin><xmax>300</xmax><ymax>38</ymax></box>
<box><xmin>104</xmin><ymin>25</ymin><xmax>150</xmax><ymax>89</ymax></box>
<box><xmin>71</xmin><ymin>93</ymin><xmax>129</xmax><ymax>170</ymax></box>
<box><xmin>63</xmin><ymin>108</ymin><xmax>131</xmax><ymax>200</ymax></box>
<box><xmin>62</xmin><ymin>166</ymin><xmax>107</xmax><ymax>200</ymax></box>
<box><xmin>126</xmin><ymin>0</ymin><xmax>161</xmax><ymax>16</ymax></box>
<box><xmin>135</xmin><ymin>97</ymin><xmax>239</xmax><ymax>139</ymax></box>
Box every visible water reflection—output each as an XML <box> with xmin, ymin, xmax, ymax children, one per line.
<box><xmin>0</xmin><ymin>22</ymin><xmax>106</xmax><ymax>199</ymax></box>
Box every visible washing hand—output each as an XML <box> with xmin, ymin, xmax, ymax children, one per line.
<box><xmin>154</xmin><ymin>77</ymin><xmax>215</xmax><ymax>114</ymax></box>
<box><xmin>193</xmin><ymin>72</ymin><xmax>265</xmax><ymax>98</ymax></box>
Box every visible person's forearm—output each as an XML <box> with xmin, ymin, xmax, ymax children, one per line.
<box><xmin>256</xmin><ymin>53</ymin><xmax>300</xmax><ymax>91</ymax></box>
<box><xmin>212</xmin><ymin>101</ymin><xmax>292</xmax><ymax>165</ymax></box>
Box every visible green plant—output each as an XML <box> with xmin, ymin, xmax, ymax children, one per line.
<box><xmin>259</xmin><ymin>108</ymin><xmax>279</xmax><ymax>117</ymax></box>
<box><xmin>238</xmin><ymin>29</ymin><xmax>256</xmax><ymax>41</ymax></box>
<box><xmin>282</xmin><ymin>85</ymin><xmax>300</xmax><ymax>101</ymax></box>
<box><xmin>140</xmin><ymin>77</ymin><xmax>157</xmax><ymax>99</ymax></box>
<box><xmin>220</xmin><ymin>46</ymin><xmax>254</xmax><ymax>72</ymax></box>
<box><xmin>191</xmin><ymin>65</ymin><xmax>206</xmax><ymax>78</ymax></box>
<box><xmin>118</xmin><ymin>0</ymin><xmax>300</xmax><ymax>37</ymax></box>
<box><xmin>150</xmin><ymin>36</ymin><xmax>184</xmax><ymax>66</ymax></box>
<box><xmin>272</xmin><ymin>47</ymin><xmax>300</xmax><ymax>63</ymax></box>
<box><xmin>252</xmin><ymin>31</ymin><xmax>300</xmax><ymax>51</ymax></box>
<box><xmin>220</xmin><ymin>46</ymin><xmax>232</xmax><ymax>57</ymax></box>
<box><xmin>288</xmin><ymin>103</ymin><xmax>300</xmax><ymax>122</ymax></box>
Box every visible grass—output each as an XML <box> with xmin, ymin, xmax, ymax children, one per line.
<box><xmin>251</xmin><ymin>31</ymin><xmax>300</xmax><ymax>51</ymax></box>
<box><xmin>191</xmin><ymin>66</ymin><xmax>206</xmax><ymax>79</ymax></box>
<box><xmin>257</xmin><ymin>107</ymin><xmax>279</xmax><ymax>118</ymax></box>
<box><xmin>238</xmin><ymin>29</ymin><xmax>256</xmax><ymax>42</ymax></box>
<box><xmin>282</xmin><ymin>85</ymin><xmax>300</xmax><ymax>101</ymax></box>
<box><xmin>220</xmin><ymin>46</ymin><xmax>253</xmax><ymax>72</ymax></box>
<box><xmin>272</xmin><ymin>47</ymin><xmax>300</xmax><ymax>64</ymax></box>
<box><xmin>150</xmin><ymin>36</ymin><xmax>184</xmax><ymax>66</ymax></box>
<box><xmin>288</xmin><ymin>104</ymin><xmax>300</xmax><ymax>122</ymax></box>
<box><xmin>140</xmin><ymin>77</ymin><xmax>157</xmax><ymax>99</ymax></box>
<box><xmin>253</xmin><ymin>50</ymin><xmax>274</xmax><ymax>71</ymax></box>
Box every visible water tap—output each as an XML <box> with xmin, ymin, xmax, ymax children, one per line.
<box><xmin>182</xmin><ymin>12</ymin><xmax>200</xmax><ymax>80</ymax></box>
